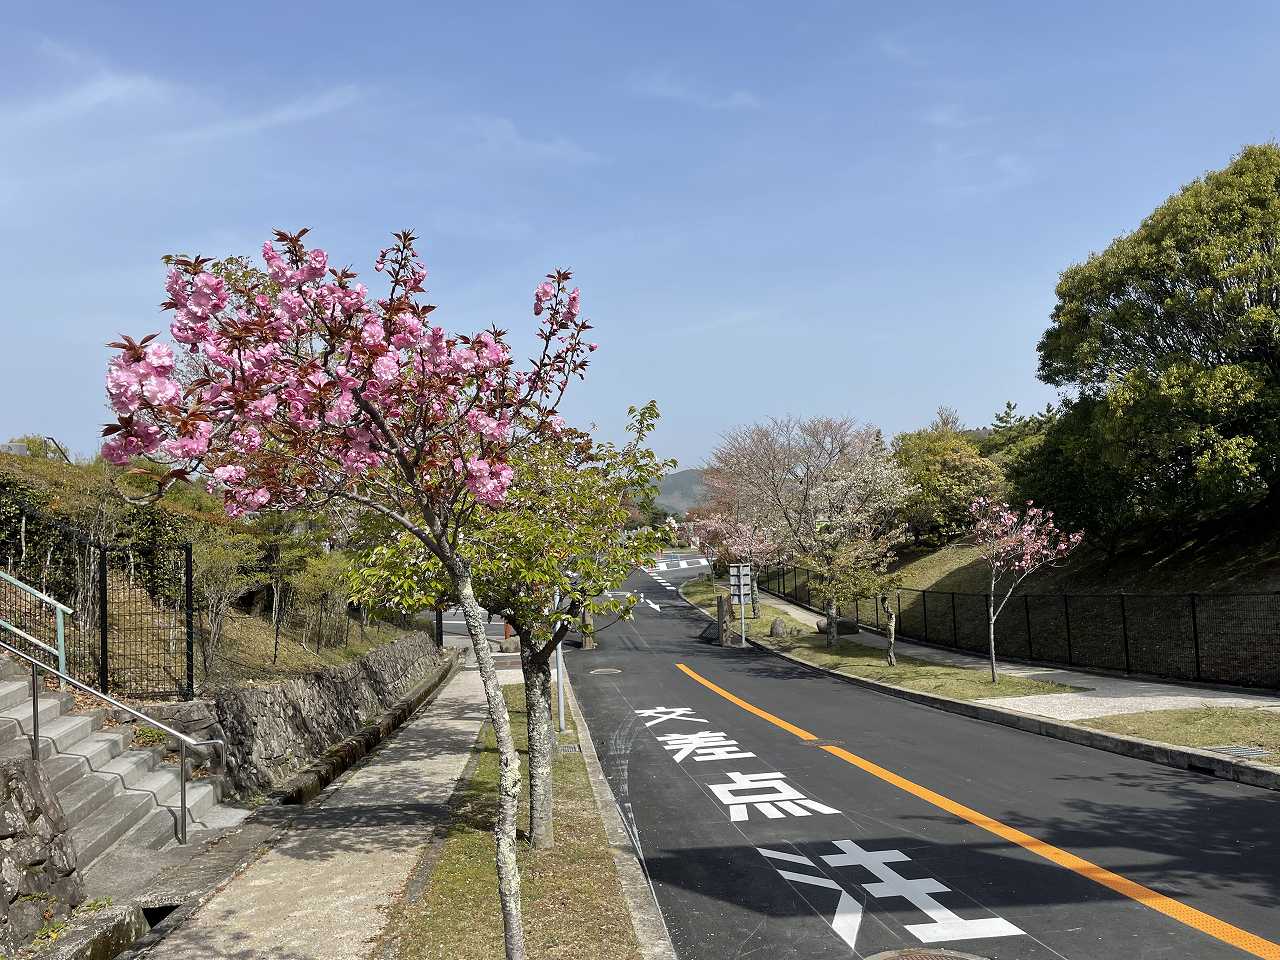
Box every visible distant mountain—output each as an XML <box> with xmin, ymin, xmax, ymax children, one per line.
<box><xmin>656</xmin><ymin>468</ymin><xmax>706</xmax><ymax>515</ymax></box>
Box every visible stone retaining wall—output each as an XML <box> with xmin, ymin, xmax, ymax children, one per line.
<box><xmin>0</xmin><ymin>758</ymin><xmax>83</xmax><ymax>954</ymax></box>
<box><xmin>134</xmin><ymin>633</ymin><xmax>445</xmax><ymax>797</ymax></box>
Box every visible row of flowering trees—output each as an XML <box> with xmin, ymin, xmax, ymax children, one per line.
<box><xmin>692</xmin><ymin>416</ymin><xmax>1082</xmax><ymax>681</ymax></box>
<box><xmin>101</xmin><ymin>229</ymin><xmax>664</xmax><ymax>960</ymax></box>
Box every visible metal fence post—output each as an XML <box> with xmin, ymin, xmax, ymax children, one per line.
<box><xmin>1063</xmin><ymin>594</ymin><xmax>1073</xmax><ymax>666</ymax></box>
<box><xmin>1190</xmin><ymin>593</ymin><xmax>1202</xmax><ymax>681</ymax></box>
<box><xmin>97</xmin><ymin>547</ymin><xmax>109</xmax><ymax>694</ymax></box>
<box><xmin>875</xmin><ymin>594</ymin><xmax>881</xmax><ymax>630</ymax></box>
<box><xmin>1024</xmin><ymin>595</ymin><xmax>1034</xmax><ymax>659</ymax></box>
<box><xmin>950</xmin><ymin>592</ymin><xmax>958</xmax><ymax>647</ymax></box>
<box><xmin>896</xmin><ymin>591</ymin><xmax>902</xmax><ymax>632</ymax></box>
<box><xmin>29</xmin><ymin>663</ymin><xmax>40</xmax><ymax>764</ymax></box>
<box><xmin>1119</xmin><ymin>594</ymin><xmax>1131</xmax><ymax>673</ymax></box>
<box><xmin>184</xmin><ymin>543</ymin><xmax>195</xmax><ymax>699</ymax></box>
<box><xmin>921</xmin><ymin>591</ymin><xmax>929</xmax><ymax>643</ymax></box>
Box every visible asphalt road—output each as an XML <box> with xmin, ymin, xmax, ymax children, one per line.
<box><xmin>567</xmin><ymin>560</ymin><xmax>1280</xmax><ymax>960</ymax></box>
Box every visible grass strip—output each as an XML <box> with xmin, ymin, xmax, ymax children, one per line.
<box><xmin>390</xmin><ymin>685</ymin><xmax>644</xmax><ymax>960</ymax></box>
<box><xmin>1081</xmin><ymin>706</ymin><xmax>1280</xmax><ymax>762</ymax></box>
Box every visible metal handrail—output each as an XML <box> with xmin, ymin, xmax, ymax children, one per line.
<box><xmin>0</xmin><ymin>570</ymin><xmax>70</xmax><ymax>677</ymax></box>
<box><xmin>0</xmin><ymin>571</ymin><xmax>74</xmax><ymax>615</ymax></box>
<box><xmin>0</xmin><ymin>632</ymin><xmax>223</xmax><ymax>845</ymax></box>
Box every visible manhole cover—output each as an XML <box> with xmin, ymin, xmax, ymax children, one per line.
<box><xmin>866</xmin><ymin>950</ymin><xmax>990</xmax><ymax>960</ymax></box>
<box><xmin>589</xmin><ymin>668</ymin><xmax>622</xmax><ymax>675</ymax></box>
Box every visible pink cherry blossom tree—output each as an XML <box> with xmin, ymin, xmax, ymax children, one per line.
<box><xmin>102</xmin><ymin>228</ymin><xmax>595</xmax><ymax>960</ymax></box>
<box><xmin>688</xmin><ymin>469</ymin><xmax>782</xmax><ymax>617</ymax></box>
<box><xmin>969</xmin><ymin>497</ymin><xmax>1083</xmax><ymax>682</ymax></box>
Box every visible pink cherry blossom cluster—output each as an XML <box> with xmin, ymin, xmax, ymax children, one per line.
<box><xmin>102</xmin><ymin>228</ymin><xmax>595</xmax><ymax>522</ymax></box>
<box><xmin>969</xmin><ymin>497</ymin><xmax>1084</xmax><ymax>577</ymax></box>
<box><xmin>689</xmin><ymin>511</ymin><xmax>782</xmax><ymax>565</ymax></box>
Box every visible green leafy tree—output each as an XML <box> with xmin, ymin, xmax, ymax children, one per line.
<box><xmin>191</xmin><ymin>526</ymin><xmax>265</xmax><ymax>682</ymax></box>
<box><xmin>892</xmin><ymin>408</ymin><xmax>1003</xmax><ymax>544</ymax></box>
<box><xmin>1037</xmin><ymin>143</ymin><xmax>1280</xmax><ymax>525</ymax></box>
<box><xmin>350</xmin><ymin>402</ymin><xmax>672</xmax><ymax>849</ymax></box>
<box><xmin>288</xmin><ymin>551</ymin><xmax>353</xmax><ymax>653</ymax></box>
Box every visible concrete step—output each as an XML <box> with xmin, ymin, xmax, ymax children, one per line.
<box><xmin>47</xmin><ymin>730</ymin><xmax>131</xmax><ymax>790</ymax></box>
<box><xmin>71</xmin><ymin>791</ymin><xmax>156</xmax><ymax>869</ymax></box>
<box><xmin>0</xmin><ymin>680</ymin><xmax>31</xmax><ymax>711</ymax></box>
<box><xmin>0</xmin><ymin>713</ymin><xmax>98</xmax><ymax>761</ymax></box>
<box><xmin>0</xmin><ymin>696</ymin><xmax>69</xmax><ymax>740</ymax></box>
<box><xmin>57</xmin><ymin>772</ymin><xmax>122</xmax><ymax>829</ymax></box>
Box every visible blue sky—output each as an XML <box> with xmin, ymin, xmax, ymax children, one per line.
<box><xmin>3</xmin><ymin>2</ymin><xmax>1279</xmax><ymax>467</ymax></box>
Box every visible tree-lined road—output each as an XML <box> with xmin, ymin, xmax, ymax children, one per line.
<box><xmin>568</xmin><ymin>562</ymin><xmax>1280</xmax><ymax>960</ymax></box>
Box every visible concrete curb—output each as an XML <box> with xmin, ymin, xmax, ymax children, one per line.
<box><xmin>564</xmin><ymin>668</ymin><xmax>678</xmax><ymax>960</ymax></box>
<box><xmin>272</xmin><ymin>651</ymin><xmax>462</xmax><ymax>805</ymax></box>
<box><xmin>745</xmin><ymin>636</ymin><xmax>1280</xmax><ymax>793</ymax></box>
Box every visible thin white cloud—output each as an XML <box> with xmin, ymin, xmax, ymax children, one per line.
<box><xmin>875</xmin><ymin>34</ymin><xmax>925</xmax><ymax>67</ymax></box>
<box><xmin>923</xmin><ymin>104</ymin><xmax>987</xmax><ymax>130</ymax></box>
<box><xmin>0</xmin><ymin>71</ymin><xmax>171</xmax><ymax>131</ymax></box>
<box><xmin>162</xmin><ymin>84</ymin><xmax>364</xmax><ymax>145</ymax></box>
<box><xmin>933</xmin><ymin>141</ymin><xmax>1033</xmax><ymax>197</ymax></box>
<box><xmin>629</xmin><ymin>70</ymin><xmax>760</xmax><ymax>110</ymax></box>
<box><xmin>464</xmin><ymin>116</ymin><xmax>599</xmax><ymax>164</ymax></box>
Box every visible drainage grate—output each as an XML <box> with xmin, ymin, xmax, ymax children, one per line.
<box><xmin>558</xmin><ymin>744</ymin><xmax>581</xmax><ymax>754</ymax></box>
<box><xmin>866</xmin><ymin>950</ymin><xmax>990</xmax><ymax>960</ymax></box>
<box><xmin>1209</xmin><ymin>744</ymin><xmax>1270</xmax><ymax>759</ymax></box>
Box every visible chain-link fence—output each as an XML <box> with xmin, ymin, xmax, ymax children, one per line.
<box><xmin>0</xmin><ymin>512</ymin><xmax>193</xmax><ymax>700</ymax></box>
<box><xmin>758</xmin><ymin>563</ymin><xmax>1280</xmax><ymax>689</ymax></box>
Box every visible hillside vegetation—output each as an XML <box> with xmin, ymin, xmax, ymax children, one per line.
<box><xmin>0</xmin><ymin>450</ymin><xmax>423</xmax><ymax>690</ymax></box>
<box><xmin>889</xmin><ymin>508</ymin><xmax>1280</xmax><ymax>596</ymax></box>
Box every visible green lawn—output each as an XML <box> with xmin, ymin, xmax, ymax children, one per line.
<box><xmin>1081</xmin><ymin>706</ymin><xmax>1280</xmax><ymax>762</ymax></box>
<box><xmin>386</xmin><ymin>686</ymin><xmax>643</xmax><ymax>960</ymax></box>
<box><xmin>681</xmin><ymin>577</ymin><xmax>1079</xmax><ymax>701</ymax></box>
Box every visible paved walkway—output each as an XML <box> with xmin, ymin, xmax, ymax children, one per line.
<box><xmin>142</xmin><ymin>663</ymin><xmax>529</xmax><ymax>960</ymax></box>
<box><xmin>754</xmin><ymin>588</ymin><xmax>1280</xmax><ymax>721</ymax></box>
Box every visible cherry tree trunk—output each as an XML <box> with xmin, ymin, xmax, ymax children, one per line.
<box><xmin>456</xmin><ymin>575</ymin><xmax>526</xmax><ymax>960</ymax></box>
<box><xmin>825</xmin><ymin>599</ymin><xmax>838</xmax><ymax>648</ymax></box>
<box><xmin>521</xmin><ymin>641</ymin><xmax>555</xmax><ymax>850</ymax></box>
<box><xmin>987</xmin><ymin>593</ymin><xmax>998</xmax><ymax>683</ymax></box>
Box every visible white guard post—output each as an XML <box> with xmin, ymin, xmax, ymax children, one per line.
<box><xmin>728</xmin><ymin>563</ymin><xmax>752</xmax><ymax>646</ymax></box>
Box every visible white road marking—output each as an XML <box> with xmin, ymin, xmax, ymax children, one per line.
<box><xmin>645</xmin><ymin>558</ymin><xmax>710</xmax><ymax>572</ymax></box>
<box><xmin>821</xmin><ymin>840</ymin><xmax>1024</xmax><ymax>944</ymax></box>
<box><xmin>655</xmin><ymin>731</ymin><xmax>755</xmax><ymax>763</ymax></box>
<box><xmin>758</xmin><ymin>848</ymin><xmax>863</xmax><ymax>951</ymax></box>
<box><xmin>633</xmin><ymin>707</ymin><xmax>708</xmax><ymax>727</ymax></box>
<box><xmin>706</xmin><ymin>771</ymin><xmax>839</xmax><ymax>822</ymax></box>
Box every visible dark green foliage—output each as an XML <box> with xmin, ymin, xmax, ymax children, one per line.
<box><xmin>1033</xmin><ymin>144</ymin><xmax>1280</xmax><ymax>532</ymax></box>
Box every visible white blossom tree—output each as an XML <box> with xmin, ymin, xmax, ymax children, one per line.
<box><xmin>708</xmin><ymin>417</ymin><xmax>911</xmax><ymax>647</ymax></box>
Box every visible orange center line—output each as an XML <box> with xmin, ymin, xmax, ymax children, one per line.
<box><xmin>674</xmin><ymin>661</ymin><xmax>1280</xmax><ymax>960</ymax></box>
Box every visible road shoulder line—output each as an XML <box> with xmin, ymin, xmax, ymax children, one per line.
<box><xmin>564</xmin><ymin>666</ymin><xmax>678</xmax><ymax>960</ymax></box>
<box><xmin>742</xmin><ymin>634</ymin><xmax>1280</xmax><ymax>794</ymax></box>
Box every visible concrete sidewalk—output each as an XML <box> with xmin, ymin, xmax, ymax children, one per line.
<box><xmin>752</xmin><ymin>587</ymin><xmax>1280</xmax><ymax>722</ymax></box>
<box><xmin>139</xmin><ymin>663</ymin><xmax>530</xmax><ymax>960</ymax></box>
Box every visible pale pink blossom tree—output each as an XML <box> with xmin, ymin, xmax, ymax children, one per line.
<box><xmin>969</xmin><ymin>497</ymin><xmax>1083</xmax><ymax>682</ymax></box>
<box><xmin>102</xmin><ymin>228</ymin><xmax>595</xmax><ymax>960</ymax></box>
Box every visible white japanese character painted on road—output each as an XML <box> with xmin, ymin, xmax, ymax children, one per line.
<box><xmin>706</xmin><ymin>771</ymin><xmax>839</xmax><ymax>821</ymax></box>
<box><xmin>634</xmin><ymin>707</ymin><xmax>708</xmax><ymax>728</ymax></box>
<box><xmin>655</xmin><ymin>731</ymin><xmax>755</xmax><ymax>763</ymax></box>
<box><xmin>821</xmin><ymin>839</ymin><xmax>1024</xmax><ymax>944</ymax></box>
<box><xmin>758</xmin><ymin>848</ymin><xmax>862</xmax><ymax>950</ymax></box>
